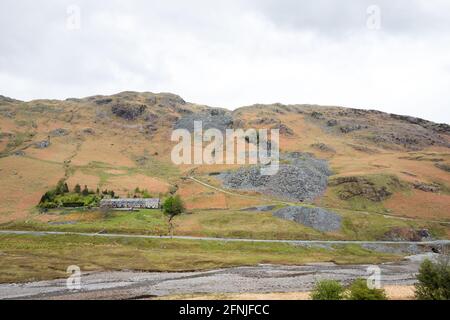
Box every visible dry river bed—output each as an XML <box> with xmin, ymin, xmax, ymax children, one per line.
<box><xmin>0</xmin><ymin>253</ymin><xmax>438</xmax><ymax>300</ymax></box>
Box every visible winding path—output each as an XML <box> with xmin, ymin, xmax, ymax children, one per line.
<box><xmin>188</xmin><ymin>176</ymin><xmax>450</xmax><ymax>225</ymax></box>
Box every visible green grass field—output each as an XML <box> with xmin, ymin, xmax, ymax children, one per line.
<box><xmin>1</xmin><ymin>207</ymin><xmax>447</xmax><ymax>241</ymax></box>
<box><xmin>0</xmin><ymin>233</ymin><xmax>402</xmax><ymax>283</ymax></box>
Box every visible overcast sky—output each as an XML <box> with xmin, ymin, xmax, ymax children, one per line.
<box><xmin>1</xmin><ymin>0</ymin><xmax>449</xmax><ymax>123</ymax></box>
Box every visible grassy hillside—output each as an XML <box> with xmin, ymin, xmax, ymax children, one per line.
<box><xmin>0</xmin><ymin>91</ymin><xmax>449</xmax><ymax>239</ymax></box>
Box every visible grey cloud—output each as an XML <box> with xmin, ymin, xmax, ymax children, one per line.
<box><xmin>250</xmin><ymin>0</ymin><xmax>450</xmax><ymax>37</ymax></box>
<box><xmin>0</xmin><ymin>0</ymin><xmax>449</xmax><ymax>123</ymax></box>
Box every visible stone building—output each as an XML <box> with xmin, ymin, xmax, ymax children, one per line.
<box><xmin>100</xmin><ymin>198</ymin><xmax>160</xmax><ymax>209</ymax></box>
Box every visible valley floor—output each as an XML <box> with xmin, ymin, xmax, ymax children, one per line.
<box><xmin>0</xmin><ymin>256</ymin><xmax>430</xmax><ymax>300</ymax></box>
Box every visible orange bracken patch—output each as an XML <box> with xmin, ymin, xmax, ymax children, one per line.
<box><xmin>385</xmin><ymin>190</ymin><xmax>450</xmax><ymax>220</ymax></box>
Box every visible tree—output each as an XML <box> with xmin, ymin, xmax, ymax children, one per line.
<box><xmin>74</xmin><ymin>184</ymin><xmax>81</xmax><ymax>194</ymax></box>
<box><xmin>347</xmin><ymin>278</ymin><xmax>387</xmax><ymax>300</ymax></box>
<box><xmin>55</xmin><ymin>179</ymin><xmax>68</xmax><ymax>195</ymax></box>
<box><xmin>163</xmin><ymin>195</ymin><xmax>185</xmax><ymax>237</ymax></box>
<box><xmin>311</xmin><ymin>280</ymin><xmax>345</xmax><ymax>300</ymax></box>
<box><xmin>82</xmin><ymin>185</ymin><xmax>89</xmax><ymax>196</ymax></box>
<box><xmin>415</xmin><ymin>257</ymin><xmax>450</xmax><ymax>300</ymax></box>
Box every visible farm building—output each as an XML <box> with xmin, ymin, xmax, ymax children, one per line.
<box><xmin>100</xmin><ymin>198</ymin><xmax>160</xmax><ymax>209</ymax></box>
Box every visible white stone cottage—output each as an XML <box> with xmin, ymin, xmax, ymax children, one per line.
<box><xmin>100</xmin><ymin>198</ymin><xmax>160</xmax><ymax>209</ymax></box>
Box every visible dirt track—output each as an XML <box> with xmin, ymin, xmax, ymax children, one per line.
<box><xmin>0</xmin><ymin>253</ymin><xmax>437</xmax><ymax>300</ymax></box>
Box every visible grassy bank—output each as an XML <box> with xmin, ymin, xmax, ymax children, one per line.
<box><xmin>0</xmin><ymin>233</ymin><xmax>402</xmax><ymax>283</ymax></box>
<box><xmin>1</xmin><ymin>207</ymin><xmax>447</xmax><ymax>241</ymax></box>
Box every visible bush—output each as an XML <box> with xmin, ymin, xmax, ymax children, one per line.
<box><xmin>163</xmin><ymin>195</ymin><xmax>185</xmax><ymax>237</ymax></box>
<box><xmin>347</xmin><ymin>278</ymin><xmax>387</xmax><ymax>300</ymax></box>
<box><xmin>163</xmin><ymin>195</ymin><xmax>185</xmax><ymax>221</ymax></box>
<box><xmin>311</xmin><ymin>280</ymin><xmax>345</xmax><ymax>300</ymax></box>
<box><xmin>415</xmin><ymin>257</ymin><xmax>450</xmax><ymax>300</ymax></box>
<box><xmin>39</xmin><ymin>201</ymin><xmax>58</xmax><ymax>209</ymax></box>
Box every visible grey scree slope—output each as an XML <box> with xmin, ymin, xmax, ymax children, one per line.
<box><xmin>219</xmin><ymin>152</ymin><xmax>332</xmax><ymax>202</ymax></box>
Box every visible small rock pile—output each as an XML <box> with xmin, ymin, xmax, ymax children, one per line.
<box><xmin>273</xmin><ymin>206</ymin><xmax>342</xmax><ymax>232</ymax></box>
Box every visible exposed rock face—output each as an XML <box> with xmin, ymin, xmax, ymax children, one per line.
<box><xmin>310</xmin><ymin>111</ymin><xmax>324</xmax><ymax>119</ymax></box>
<box><xmin>174</xmin><ymin>108</ymin><xmax>233</xmax><ymax>133</ymax></box>
<box><xmin>273</xmin><ymin>206</ymin><xmax>342</xmax><ymax>232</ymax></box>
<box><xmin>0</xmin><ymin>107</ymin><xmax>15</xmax><ymax>118</ymax></box>
<box><xmin>156</xmin><ymin>93</ymin><xmax>186</xmax><ymax>108</ymax></box>
<box><xmin>219</xmin><ymin>153</ymin><xmax>331</xmax><ymax>202</ymax></box>
<box><xmin>50</xmin><ymin>128</ymin><xmax>69</xmax><ymax>137</ymax></box>
<box><xmin>310</xmin><ymin>143</ymin><xmax>335</xmax><ymax>153</ymax></box>
<box><xmin>389</xmin><ymin>114</ymin><xmax>450</xmax><ymax>134</ymax></box>
<box><xmin>13</xmin><ymin>150</ymin><xmax>25</xmax><ymax>156</ymax></box>
<box><xmin>111</xmin><ymin>103</ymin><xmax>147</xmax><ymax>120</ymax></box>
<box><xmin>329</xmin><ymin>176</ymin><xmax>402</xmax><ymax>202</ymax></box>
<box><xmin>383</xmin><ymin>227</ymin><xmax>431</xmax><ymax>241</ymax></box>
<box><xmin>94</xmin><ymin>98</ymin><xmax>113</xmax><ymax>105</ymax></box>
<box><xmin>301</xmin><ymin>106</ymin><xmax>450</xmax><ymax>150</ymax></box>
<box><xmin>82</xmin><ymin>128</ymin><xmax>95</xmax><ymax>135</ymax></box>
<box><xmin>249</xmin><ymin>117</ymin><xmax>280</xmax><ymax>126</ymax></box>
<box><xmin>240</xmin><ymin>205</ymin><xmax>277</xmax><ymax>212</ymax></box>
<box><xmin>435</xmin><ymin>162</ymin><xmax>450</xmax><ymax>173</ymax></box>
<box><xmin>326</xmin><ymin>119</ymin><xmax>338</xmax><ymax>127</ymax></box>
<box><xmin>340</xmin><ymin>124</ymin><xmax>365</xmax><ymax>133</ymax></box>
<box><xmin>34</xmin><ymin>140</ymin><xmax>50</xmax><ymax>149</ymax></box>
<box><xmin>0</xmin><ymin>95</ymin><xmax>20</xmax><ymax>104</ymax></box>
<box><xmin>412</xmin><ymin>181</ymin><xmax>441</xmax><ymax>193</ymax></box>
<box><xmin>274</xmin><ymin>123</ymin><xmax>294</xmax><ymax>136</ymax></box>
<box><xmin>346</xmin><ymin>143</ymin><xmax>378</xmax><ymax>154</ymax></box>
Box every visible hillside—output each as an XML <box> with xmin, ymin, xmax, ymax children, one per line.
<box><xmin>0</xmin><ymin>91</ymin><xmax>449</xmax><ymax>241</ymax></box>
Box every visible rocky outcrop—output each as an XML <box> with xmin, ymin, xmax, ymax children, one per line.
<box><xmin>310</xmin><ymin>143</ymin><xmax>335</xmax><ymax>153</ymax></box>
<box><xmin>112</xmin><ymin>103</ymin><xmax>147</xmax><ymax>120</ymax></box>
<box><xmin>383</xmin><ymin>227</ymin><xmax>431</xmax><ymax>241</ymax></box>
<box><xmin>82</xmin><ymin>128</ymin><xmax>95</xmax><ymax>135</ymax></box>
<box><xmin>389</xmin><ymin>114</ymin><xmax>450</xmax><ymax>134</ymax></box>
<box><xmin>412</xmin><ymin>181</ymin><xmax>441</xmax><ymax>193</ymax></box>
<box><xmin>340</xmin><ymin>124</ymin><xmax>365</xmax><ymax>133</ymax></box>
<box><xmin>435</xmin><ymin>162</ymin><xmax>450</xmax><ymax>173</ymax></box>
<box><xmin>50</xmin><ymin>128</ymin><xmax>70</xmax><ymax>137</ymax></box>
<box><xmin>34</xmin><ymin>140</ymin><xmax>50</xmax><ymax>149</ymax></box>
<box><xmin>240</xmin><ymin>205</ymin><xmax>277</xmax><ymax>212</ymax></box>
<box><xmin>174</xmin><ymin>108</ymin><xmax>233</xmax><ymax>133</ymax></box>
<box><xmin>310</xmin><ymin>111</ymin><xmax>324</xmax><ymax>119</ymax></box>
<box><xmin>346</xmin><ymin>143</ymin><xmax>378</xmax><ymax>154</ymax></box>
<box><xmin>329</xmin><ymin>175</ymin><xmax>402</xmax><ymax>202</ymax></box>
<box><xmin>326</xmin><ymin>119</ymin><xmax>338</xmax><ymax>127</ymax></box>
<box><xmin>94</xmin><ymin>98</ymin><xmax>113</xmax><ymax>105</ymax></box>
<box><xmin>249</xmin><ymin>117</ymin><xmax>280</xmax><ymax>126</ymax></box>
<box><xmin>273</xmin><ymin>206</ymin><xmax>342</xmax><ymax>232</ymax></box>
<box><xmin>274</xmin><ymin>123</ymin><xmax>294</xmax><ymax>136</ymax></box>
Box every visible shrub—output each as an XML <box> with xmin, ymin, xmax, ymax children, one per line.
<box><xmin>39</xmin><ymin>201</ymin><xmax>58</xmax><ymax>209</ymax></box>
<box><xmin>163</xmin><ymin>195</ymin><xmax>185</xmax><ymax>237</ymax></box>
<box><xmin>415</xmin><ymin>257</ymin><xmax>450</xmax><ymax>300</ymax></box>
<box><xmin>347</xmin><ymin>278</ymin><xmax>387</xmax><ymax>300</ymax></box>
<box><xmin>163</xmin><ymin>195</ymin><xmax>185</xmax><ymax>220</ymax></box>
<box><xmin>311</xmin><ymin>280</ymin><xmax>345</xmax><ymax>300</ymax></box>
